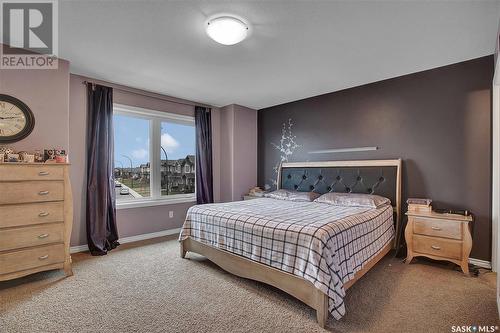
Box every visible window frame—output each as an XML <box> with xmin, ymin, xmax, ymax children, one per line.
<box><xmin>114</xmin><ymin>104</ymin><xmax>196</xmax><ymax>209</ymax></box>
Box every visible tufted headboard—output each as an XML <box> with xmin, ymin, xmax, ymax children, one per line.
<box><xmin>277</xmin><ymin>159</ymin><xmax>402</xmax><ymax>247</ymax></box>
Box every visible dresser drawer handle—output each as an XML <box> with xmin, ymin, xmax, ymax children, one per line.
<box><xmin>38</xmin><ymin>212</ymin><xmax>50</xmax><ymax>217</ymax></box>
<box><xmin>38</xmin><ymin>171</ymin><xmax>50</xmax><ymax>176</ymax></box>
<box><xmin>431</xmin><ymin>226</ymin><xmax>442</xmax><ymax>231</ymax></box>
<box><xmin>38</xmin><ymin>234</ymin><xmax>49</xmax><ymax>239</ymax></box>
<box><xmin>431</xmin><ymin>245</ymin><xmax>441</xmax><ymax>250</ymax></box>
<box><xmin>38</xmin><ymin>254</ymin><xmax>49</xmax><ymax>260</ymax></box>
<box><xmin>38</xmin><ymin>191</ymin><xmax>50</xmax><ymax>196</ymax></box>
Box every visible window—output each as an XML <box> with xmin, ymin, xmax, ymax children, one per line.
<box><xmin>113</xmin><ymin>114</ymin><xmax>151</xmax><ymax>200</ymax></box>
<box><xmin>160</xmin><ymin>120</ymin><xmax>195</xmax><ymax>197</ymax></box>
<box><xmin>114</xmin><ymin>104</ymin><xmax>196</xmax><ymax>207</ymax></box>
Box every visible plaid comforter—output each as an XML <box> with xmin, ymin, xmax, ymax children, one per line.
<box><xmin>179</xmin><ymin>198</ymin><xmax>394</xmax><ymax>319</ymax></box>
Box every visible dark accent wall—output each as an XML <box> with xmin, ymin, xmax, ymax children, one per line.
<box><xmin>258</xmin><ymin>55</ymin><xmax>493</xmax><ymax>261</ymax></box>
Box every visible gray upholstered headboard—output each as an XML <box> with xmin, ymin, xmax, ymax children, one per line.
<box><xmin>277</xmin><ymin>160</ymin><xmax>402</xmax><ymax>245</ymax></box>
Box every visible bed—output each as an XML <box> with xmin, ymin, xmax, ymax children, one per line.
<box><xmin>179</xmin><ymin>159</ymin><xmax>402</xmax><ymax>327</ymax></box>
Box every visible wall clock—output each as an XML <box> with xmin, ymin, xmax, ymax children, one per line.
<box><xmin>0</xmin><ymin>94</ymin><xmax>35</xmax><ymax>143</ymax></box>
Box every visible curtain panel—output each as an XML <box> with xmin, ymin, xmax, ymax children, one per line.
<box><xmin>195</xmin><ymin>106</ymin><xmax>214</xmax><ymax>204</ymax></box>
<box><xmin>86</xmin><ymin>83</ymin><xmax>119</xmax><ymax>255</ymax></box>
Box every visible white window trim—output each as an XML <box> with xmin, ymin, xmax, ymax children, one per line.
<box><xmin>116</xmin><ymin>196</ymin><xmax>196</xmax><ymax>210</ymax></box>
<box><xmin>114</xmin><ymin>104</ymin><xmax>194</xmax><ymax>125</ymax></box>
<box><xmin>114</xmin><ymin>104</ymin><xmax>196</xmax><ymax>209</ymax></box>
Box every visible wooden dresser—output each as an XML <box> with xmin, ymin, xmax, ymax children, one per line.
<box><xmin>405</xmin><ymin>210</ymin><xmax>473</xmax><ymax>274</ymax></box>
<box><xmin>0</xmin><ymin>163</ymin><xmax>73</xmax><ymax>281</ymax></box>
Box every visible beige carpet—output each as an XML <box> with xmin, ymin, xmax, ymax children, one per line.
<box><xmin>1</xmin><ymin>237</ymin><xmax>498</xmax><ymax>333</ymax></box>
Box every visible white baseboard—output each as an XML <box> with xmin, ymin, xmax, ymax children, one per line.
<box><xmin>70</xmin><ymin>244</ymin><xmax>90</xmax><ymax>253</ymax></box>
<box><xmin>469</xmin><ymin>257</ymin><xmax>492</xmax><ymax>269</ymax></box>
<box><xmin>70</xmin><ymin>228</ymin><xmax>181</xmax><ymax>254</ymax></box>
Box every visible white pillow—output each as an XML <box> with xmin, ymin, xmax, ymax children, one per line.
<box><xmin>264</xmin><ymin>189</ymin><xmax>320</xmax><ymax>202</ymax></box>
<box><xmin>314</xmin><ymin>192</ymin><xmax>391</xmax><ymax>208</ymax></box>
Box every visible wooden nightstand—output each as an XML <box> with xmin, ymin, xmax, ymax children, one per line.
<box><xmin>243</xmin><ymin>195</ymin><xmax>261</xmax><ymax>201</ymax></box>
<box><xmin>405</xmin><ymin>210</ymin><xmax>473</xmax><ymax>274</ymax></box>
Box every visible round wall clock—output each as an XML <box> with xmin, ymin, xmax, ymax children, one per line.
<box><xmin>0</xmin><ymin>94</ymin><xmax>35</xmax><ymax>143</ymax></box>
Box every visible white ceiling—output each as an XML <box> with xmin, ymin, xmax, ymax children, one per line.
<box><xmin>60</xmin><ymin>1</ymin><xmax>500</xmax><ymax>109</ymax></box>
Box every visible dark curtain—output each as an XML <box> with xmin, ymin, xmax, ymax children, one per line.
<box><xmin>86</xmin><ymin>83</ymin><xmax>119</xmax><ymax>255</ymax></box>
<box><xmin>195</xmin><ymin>106</ymin><xmax>214</xmax><ymax>204</ymax></box>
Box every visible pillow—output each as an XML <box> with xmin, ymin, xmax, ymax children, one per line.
<box><xmin>264</xmin><ymin>189</ymin><xmax>289</xmax><ymax>200</ymax></box>
<box><xmin>264</xmin><ymin>189</ymin><xmax>320</xmax><ymax>202</ymax></box>
<box><xmin>314</xmin><ymin>192</ymin><xmax>391</xmax><ymax>208</ymax></box>
<box><xmin>288</xmin><ymin>191</ymin><xmax>321</xmax><ymax>202</ymax></box>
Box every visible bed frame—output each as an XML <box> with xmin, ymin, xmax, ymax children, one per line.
<box><xmin>180</xmin><ymin>159</ymin><xmax>402</xmax><ymax>328</ymax></box>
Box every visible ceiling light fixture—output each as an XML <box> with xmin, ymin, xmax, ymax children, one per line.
<box><xmin>206</xmin><ymin>15</ymin><xmax>249</xmax><ymax>46</ymax></box>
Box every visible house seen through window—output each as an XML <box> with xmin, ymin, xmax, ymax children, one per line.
<box><xmin>113</xmin><ymin>105</ymin><xmax>196</xmax><ymax>203</ymax></box>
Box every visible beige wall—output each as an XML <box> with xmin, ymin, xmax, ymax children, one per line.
<box><xmin>232</xmin><ymin>105</ymin><xmax>258</xmax><ymax>200</ymax></box>
<box><xmin>219</xmin><ymin>105</ymin><xmax>234</xmax><ymax>202</ymax></box>
<box><xmin>219</xmin><ymin>104</ymin><xmax>258</xmax><ymax>202</ymax></box>
<box><xmin>0</xmin><ymin>59</ymin><xmax>70</xmax><ymax>151</ymax></box>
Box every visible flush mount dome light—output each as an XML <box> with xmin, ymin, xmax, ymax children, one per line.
<box><xmin>206</xmin><ymin>15</ymin><xmax>249</xmax><ymax>45</ymax></box>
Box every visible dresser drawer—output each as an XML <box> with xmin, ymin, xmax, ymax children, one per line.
<box><xmin>0</xmin><ymin>223</ymin><xmax>64</xmax><ymax>251</ymax></box>
<box><xmin>412</xmin><ymin>217</ymin><xmax>462</xmax><ymax>240</ymax></box>
<box><xmin>0</xmin><ymin>165</ymin><xmax>64</xmax><ymax>181</ymax></box>
<box><xmin>0</xmin><ymin>243</ymin><xmax>65</xmax><ymax>275</ymax></box>
<box><xmin>0</xmin><ymin>181</ymin><xmax>64</xmax><ymax>204</ymax></box>
<box><xmin>412</xmin><ymin>235</ymin><xmax>462</xmax><ymax>260</ymax></box>
<box><xmin>0</xmin><ymin>202</ymin><xmax>64</xmax><ymax>228</ymax></box>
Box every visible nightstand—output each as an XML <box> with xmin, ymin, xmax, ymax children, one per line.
<box><xmin>243</xmin><ymin>195</ymin><xmax>261</xmax><ymax>200</ymax></box>
<box><xmin>405</xmin><ymin>210</ymin><xmax>473</xmax><ymax>274</ymax></box>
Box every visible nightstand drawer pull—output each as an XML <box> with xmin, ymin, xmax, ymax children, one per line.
<box><xmin>38</xmin><ymin>254</ymin><xmax>49</xmax><ymax>260</ymax></box>
<box><xmin>431</xmin><ymin>245</ymin><xmax>441</xmax><ymax>250</ymax></box>
<box><xmin>38</xmin><ymin>191</ymin><xmax>50</xmax><ymax>196</ymax></box>
<box><xmin>38</xmin><ymin>234</ymin><xmax>49</xmax><ymax>239</ymax></box>
<box><xmin>38</xmin><ymin>211</ymin><xmax>50</xmax><ymax>217</ymax></box>
<box><xmin>431</xmin><ymin>226</ymin><xmax>442</xmax><ymax>231</ymax></box>
<box><xmin>38</xmin><ymin>171</ymin><xmax>50</xmax><ymax>176</ymax></box>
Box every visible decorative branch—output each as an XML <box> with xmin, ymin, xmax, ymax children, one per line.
<box><xmin>266</xmin><ymin>118</ymin><xmax>301</xmax><ymax>190</ymax></box>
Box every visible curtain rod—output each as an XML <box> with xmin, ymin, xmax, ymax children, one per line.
<box><xmin>82</xmin><ymin>80</ymin><xmax>211</xmax><ymax>108</ymax></box>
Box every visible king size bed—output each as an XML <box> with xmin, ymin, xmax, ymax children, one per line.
<box><xmin>179</xmin><ymin>159</ymin><xmax>402</xmax><ymax>327</ymax></box>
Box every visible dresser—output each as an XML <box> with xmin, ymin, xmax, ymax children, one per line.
<box><xmin>0</xmin><ymin>163</ymin><xmax>73</xmax><ymax>281</ymax></box>
<box><xmin>405</xmin><ymin>210</ymin><xmax>473</xmax><ymax>274</ymax></box>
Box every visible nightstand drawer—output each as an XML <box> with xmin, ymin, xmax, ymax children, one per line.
<box><xmin>0</xmin><ymin>223</ymin><xmax>64</xmax><ymax>251</ymax></box>
<box><xmin>413</xmin><ymin>217</ymin><xmax>462</xmax><ymax>240</ymax></box>
<box><xmin>0</xmin><ymin>181</ymin><xmax>64</xmax><ymax>205</ymax></box>
<box><xmin>412</xmin><ymin>235</ymin><xmax>462</xmax><ymax>260</ymax></box>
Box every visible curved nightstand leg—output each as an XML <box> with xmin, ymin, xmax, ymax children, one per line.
<box><xmin>460</xmin><ymin>262</ymin><xmax>469</xmax><ymax>275</ymax></box>
<box><xmin>461</xmin><ymin>220</ymin><xmax>473</xmax><ymax>275</ymax></box>
<box><xmin>404</xmin><ymin>217</ymin><xmax>414</xmax><ymax>265</ymax></box>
